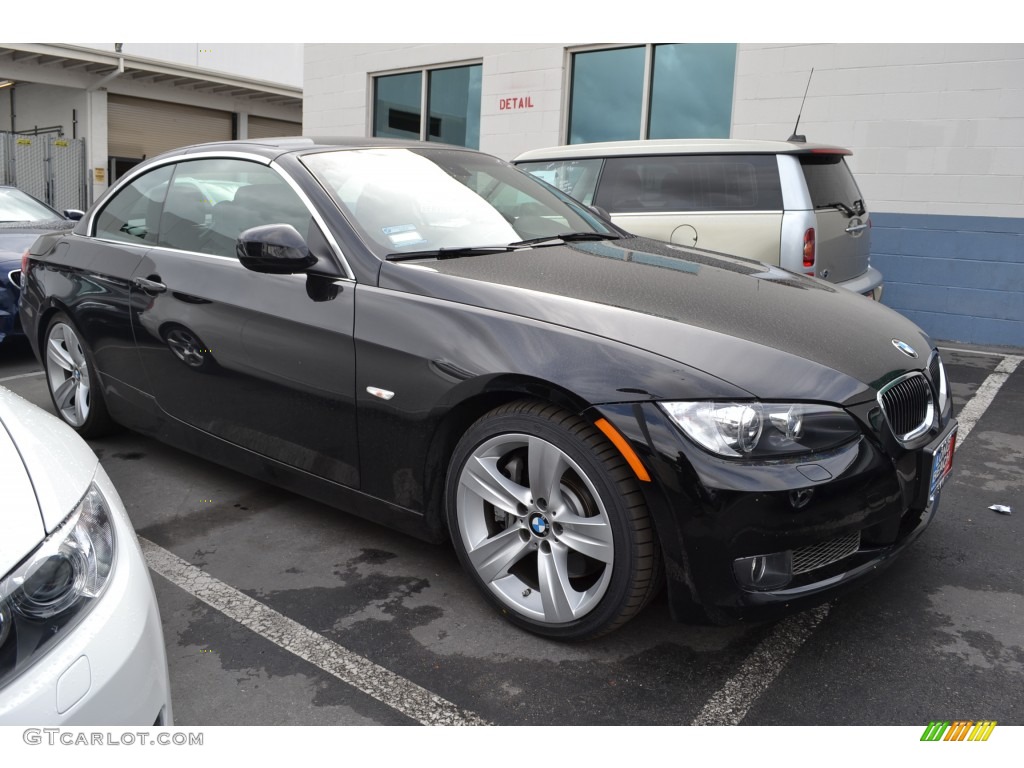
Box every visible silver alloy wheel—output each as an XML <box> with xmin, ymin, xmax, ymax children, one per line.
<box><xmin>455</xmin><ymin>432</ymin><xmax>615</xmax><ymax>624</ymax></box>
<box><xmin>45</xmin><ymin>322</ymin><xmax>91</xmax><ymax>427</ymax></box>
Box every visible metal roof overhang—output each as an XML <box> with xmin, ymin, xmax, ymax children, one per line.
<box><xmin>0</xmin><ymin>43</ymin><xmax>302</xmax><ymax>108</ymax></box>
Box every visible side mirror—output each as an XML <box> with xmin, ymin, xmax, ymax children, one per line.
<box><xmin>237</xmin><ymin>224</ymin><xmax>318</xmax><ymax>274</ymax></box>
<box><xmin>63</xmin><ymin>209</ymin><xmax>85</xmax><ymax>221</ymax></box>
<box><xmin>589</xmin><ymin>204</ymin><xmax>612</xmax><ymax>221</ymax></box>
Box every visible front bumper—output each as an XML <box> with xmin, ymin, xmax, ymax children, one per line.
<box><xmin>0</xmin><ymin>465</ymin><xmax>173</xmax><ymax>725</ymax></box>
<box><xmin>593</xmin><ymin>401</ymin><xmax>955</xmax><ymax>623</ymax></box>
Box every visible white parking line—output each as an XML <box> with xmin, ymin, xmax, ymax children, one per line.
<box><xmin>938</xmin><ymin>345</ymin><xmax>1017</xmax><ymax>358</ymax></box>
<box><xmin>139</xmin><ymin>537</ymin><xmax>490</xmax><ymax>726</ymax></box>
<box><xmin>691</xmin><ymin>353</ymin><xmax>1021</xmax><ymax>726</ymax></box>
<box><xmin>691</xmin><ymin>605</ymin><xmax>830</xmax><ymax>726</ymax></box>
<box><xmin>0</xmin><ymin>370</ymin><xmax>44</xmax><ymax>383</ymax></box>
<box><xmin>953</xmin><ymin>355</ymin><xmax>1022</xmax><ymax>444</ymax></box>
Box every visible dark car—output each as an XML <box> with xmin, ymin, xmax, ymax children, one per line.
<box><xmin>19</xmin><ymin>138</ymin><xmax>957</xmax><ymax>640</ymax></box>
<box><xmin>0</xmin><ymin>186</ymin><xmax>82</xmax><ymax>346</ymax></box>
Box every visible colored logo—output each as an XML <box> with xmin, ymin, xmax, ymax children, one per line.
<box><xmin>529</xmin><ymin>513</ymin><xmax>549</xmax><ymax>537</ymax></box>
<box><xmin>892</xmin><ymin>339</ymin><xmax>918</xmax><ymax>358</ymax></box>
<box><xmin>920</xmin><ymin>721</ymin><xmax>997</xmax><ymax>742</ymax></box>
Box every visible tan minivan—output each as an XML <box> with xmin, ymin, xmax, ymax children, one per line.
<box><xmin>513</xmin><ymin>139</ymin><xmax>883</xmax><ymax>299</ymax></box>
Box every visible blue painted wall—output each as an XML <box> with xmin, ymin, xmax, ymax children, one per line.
<box><xmin>870</xmin><ymin>213</ymin><xmax>1024</xmax><ymax>349</ymax></box>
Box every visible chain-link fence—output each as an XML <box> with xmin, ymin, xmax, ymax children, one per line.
<box><xmin>0</xmin><ymin>132</ymin><xmax>88</xmax><ymax>211</ymax></box>
<box><xmin>49</xmin><ymin>137</ymin><xmax>87</xmax><ymax>212</ymax></box>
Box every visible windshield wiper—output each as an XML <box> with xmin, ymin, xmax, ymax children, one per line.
<box><xmin>509</xmin><ymin>231</ymin><xmax>621</xmax><ymax>247</ymax></box>
<box><xmin>815</xmin><ymin>201</ymin><xmax>856</xmax><ymax>217</ymax></box>
<box><xmin>385</xmin><ymin>245</ymin><xmax>515</xmax><ymax>262</ymax></box>
<box><xmin>386</xmin><ymin>231</ymin><xmax>621</xmax><ymax>261</ymax></box>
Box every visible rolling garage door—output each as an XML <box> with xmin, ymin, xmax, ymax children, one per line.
<box><xmin>247</xmin><ymin>116</ymin><xmax>302</xmax><ymax>139</ymax></box>
<box><xmin>108</xmin><ymin>94</ymin><xmax>233</xmax><ymax>161</ymax></box>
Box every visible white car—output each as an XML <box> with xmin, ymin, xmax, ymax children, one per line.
<box><xmin>0</xmin><ymin>385</ymin><xmax>172</xmax><ymax>725</ymax></box>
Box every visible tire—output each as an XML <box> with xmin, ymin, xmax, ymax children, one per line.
<box><xmin>43</xmin><ymin>312</ymin><xmax>115</xmax><ymax>438</ymax></box>
<box><xmin>446</xmin><ymin>399</ymin><xmax>661</xmax><ymax>640</ymax></box>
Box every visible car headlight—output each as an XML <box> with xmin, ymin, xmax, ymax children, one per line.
<box><xmin>660</xmin><ymin>401</ymin><xmax>861</xmax><ymax>459</ymax></box>
<box><xmin>0</xmin><ymin>483</ymin><xmax>115</xmax><ymax>689</ymax></box>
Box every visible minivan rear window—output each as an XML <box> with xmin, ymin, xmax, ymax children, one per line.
<box><xmin>798</xmin><ymin>155</ymin><xmax>863</xmax><ymax>211</ymax></box>
<box><xmin>594</xmin><ymin>154</ymin><xmax>783</xmax><ymax>214</ymax></box>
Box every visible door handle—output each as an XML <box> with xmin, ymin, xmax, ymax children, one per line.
<box><xmin>134</xmin><ymin>276</ymin><xmax>167</xmax><ymax>293</ymax></box>
<box><xmin>845</xmin><ymin>222</ymin><xmax>868</xmax><ymax>234</ymax></box>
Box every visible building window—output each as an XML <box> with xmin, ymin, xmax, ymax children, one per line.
<box><xmin>373</xmin><ymin>64</ymin><xmax>482</xmax><ymax>149</ymax></box>
<box><xmin>567</xmin><ymin>44</ymin><xmax>736</xmax><ymax>144</ymax></box>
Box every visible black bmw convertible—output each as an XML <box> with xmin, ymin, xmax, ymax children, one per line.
<box><xmin>19</xmin><ymin>137</ymin><xmax>957</xmax><ymax>639</ymax></box>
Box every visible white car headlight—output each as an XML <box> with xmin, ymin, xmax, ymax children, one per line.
<box><xmin>0</xmin><ymin>483</ymin><xmax>115</xmax><ymax>688</ymax></box>
<box><xmin>660</xmin><ymin>401</ymin><xmax>861</xmax><ymax>459</ymax></box>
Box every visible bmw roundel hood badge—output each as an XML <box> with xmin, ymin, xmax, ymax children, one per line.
<box><xmin>892</xmin><ymin>339</ymin><xmax>918</xmax><ymax>358</ymax></box>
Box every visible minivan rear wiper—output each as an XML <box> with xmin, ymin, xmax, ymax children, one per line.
<box><xmin>815</xmin><ymin>201</ymin><xmax>857</xmax><ymax>217</ymax></box>
<box><xmin>385</xmin><ymin>245</ymin><xmax>515</xmax><ymax>262</ymax></box>
<box><xmin>509</xmin><ymin>231</ymin><xmax>621</xmax><ymax>247</ymax></box>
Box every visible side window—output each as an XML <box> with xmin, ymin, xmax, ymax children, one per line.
<box><xmin>94</xmin><ymin>165</ymin><xmax>174</xmax><ymax>244</ymax></box>
<box><xmin>516</xmin><ymin>159</ymin><xmax>603</xmax><ymax>206</ymax></box>
<box><xmin>158</xmin><ymin>158</ymin><xmax>315</xmax><ymax>258</ymax></box>
<box><xmin>595</xmin><ymin>155</ymin><xmax>783</xmax><ymax>213</ymax></box>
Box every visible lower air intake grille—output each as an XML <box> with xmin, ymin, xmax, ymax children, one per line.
<box><xmin>792</xmin><ymin>532</ymin><xmax>861</xmax><ymax>575</ymax></box>
<box><xmin>878</xmin><ymin>372</ymin><xmax>933</xmax><ymax>442</ymax></box>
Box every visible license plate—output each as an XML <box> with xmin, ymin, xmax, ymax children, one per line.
<box><xmin>928</xmin><ymin>426</ymin><xmax>957</xmax><ymax>500</ymax></box>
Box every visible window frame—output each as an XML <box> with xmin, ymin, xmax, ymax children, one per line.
<box><xmin>91</xmin><ymin>163</ymin><xmax>174</xmax><ymax>246</ymax></box>
<box><xmin>369</xmin><ymin>60</ymin><xmax>483</xmax><ymax>148</ymax></box>
<box><xmin>86</xmin><ymin>151</ymin><xmax>355</xmax><ymax>280</ymax></box>
<box><xmin>563</xmin><ymin>44</ymin><xmax>737</xmax><ymax>144</ymax></box>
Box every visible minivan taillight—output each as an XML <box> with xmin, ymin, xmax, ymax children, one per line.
<box><xmin>20</xmin><ymin>249</ymin><xmax>31</xmax><ymax>283</ymax></box>
<box><xmin>802</xmin><ymin>228</ymin><xmax>815</xmax><ymax>272</ymax></box>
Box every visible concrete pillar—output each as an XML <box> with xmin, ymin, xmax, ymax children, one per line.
<box><xmin>85</xmin><ymin>89</ymin><xmax>108</xmax><ymax>204</ymax></box>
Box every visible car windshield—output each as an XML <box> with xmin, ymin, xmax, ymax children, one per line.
<box><xmin>0</xmin><ymin>187</ymin><xmax>60</xmax><ymax>223</ymax></box>
<box><xmin>302</xmin><ymin>147</ymin><xmax>614</xmax><ymax>257</ymax></box>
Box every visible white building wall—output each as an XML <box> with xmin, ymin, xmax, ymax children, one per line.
<box><xmin>4</xmin><ymin>83</ymin><xmax>87</xmax><ymax>137</ymax></box>
<box><xmin>305</xmin><ymin>44</ymin><xmax>576</xmax><ymax>159</ymax></box>
<box><xmin>732</xmin><ymin>43</ymin><xmax>1024</xmax><ymax>219</ymax></box>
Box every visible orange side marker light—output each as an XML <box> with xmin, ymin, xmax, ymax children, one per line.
<box><xmin>594</xmin><ymin>418</ymin><xmax>651</xmax><ymax>482</ymax></box>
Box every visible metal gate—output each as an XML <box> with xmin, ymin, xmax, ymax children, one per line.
<box><xmin>0</xmin><ymin>132</ymin><xmax>88</xmax><ymax>211</ymax></box>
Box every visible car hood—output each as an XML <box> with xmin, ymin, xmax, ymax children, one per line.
<box><xmin>379</xmin><ymin>237</ymin><xmax>930</xmax><ymax>405</ymax></box>
<box><xmin>0</xmin><ymin>387</ymin><xmax>99</xmax><ymax>575</ymax></box>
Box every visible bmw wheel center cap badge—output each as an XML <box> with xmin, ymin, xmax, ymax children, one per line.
<box><xmin>529</xmin><ymin>513</ymin><xmax>550</xmax><ymax>537</ymax></box>
<box><xmin>892</xmin><ymin>339</ymin><xmax>918</xmax><ymax>358</ymax></box>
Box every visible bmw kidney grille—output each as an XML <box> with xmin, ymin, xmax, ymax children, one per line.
<box><xmin>877</xmin><ymin>372</ymin><xmax>934</xmax><ymax>443</ymax></box>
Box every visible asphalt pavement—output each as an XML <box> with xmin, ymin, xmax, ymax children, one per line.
<box><xmin>1</xmin><ymin>338</ymin><xmax>1021</xmax><ymax>727</ymax></box>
